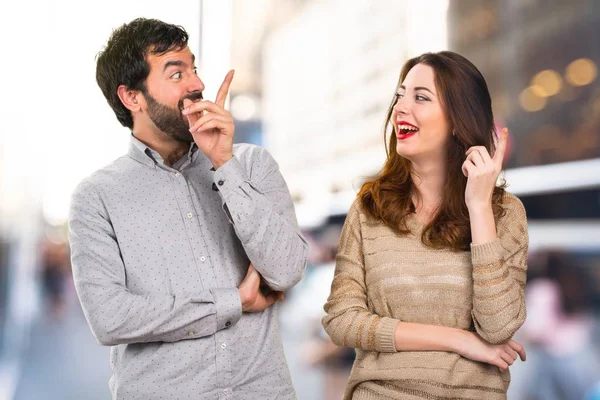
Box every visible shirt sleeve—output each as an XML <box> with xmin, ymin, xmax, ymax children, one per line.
<box><xmin>322</xmin><ymin>201</ymin><xmax>398</xmax><ymax>353</ymax></box>
<box><xmin>69</xmin><ymin>179</ymin><xmax>242</xmax><ymax>346</ymax></box>
<box><xmin>470</xmin><ymin>194</ymin><xmax>529</xmax><ymax>344</ymax></box>
<box><xmin>212</xmin><ymin>147</ymin><xmax>308</xmax><ymax>291</ymax></box>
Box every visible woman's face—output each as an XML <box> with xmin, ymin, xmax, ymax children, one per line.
<box><xmin>392</xmin><ymin>63</ymin><xmax>452</xmax><ymax>163</ymax></box>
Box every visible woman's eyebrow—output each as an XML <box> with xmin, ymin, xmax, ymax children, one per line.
<box><xmin>399</xmin><ymin>85</ymin><xmax>435</xmax><ymax>95</ymax></box>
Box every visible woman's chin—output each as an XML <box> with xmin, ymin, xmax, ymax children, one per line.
<box><xmin>396</xmin><ymin>145</ymin><xmax>416</xmax><ymax>160</ymax></box>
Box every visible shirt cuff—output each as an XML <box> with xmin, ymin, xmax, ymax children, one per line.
<box><xmin>211</xmin><ymin>287</ymin><xmax>242</xmax><ymax>331</ymax></box>
<box><xmin>213</xmin><ymin>156</ymin><xmax>247</xmax><ymax>196</ymax></box>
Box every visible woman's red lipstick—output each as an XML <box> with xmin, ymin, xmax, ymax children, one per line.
<box><xmin>396</xmin><ymin>120</ymin><xmax>419</xmax><ymax>140</ymax></box>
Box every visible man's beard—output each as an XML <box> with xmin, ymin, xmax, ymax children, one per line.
<box><xmin>144</xmin><ymin>90</ymin><xmax>203</xmax><ymax>143</ymax></box>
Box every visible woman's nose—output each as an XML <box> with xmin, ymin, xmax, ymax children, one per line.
<box><xmin>394</xmin><ymin>98</ymin><xmax>408</xmax><ymax>115</ymax></box>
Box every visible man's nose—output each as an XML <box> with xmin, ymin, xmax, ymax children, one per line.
<box><xmin>188</xmin><ymin>74</ymin><xmax>205</xmax><ymax>93</ymax></box>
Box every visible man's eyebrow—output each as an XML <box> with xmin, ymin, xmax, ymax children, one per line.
<box><xmin>163</xmin><ymin>60</ymin><xmax>186</xmax><ymax>72</ymax></box>
<box><xmin>163</xmin><ymin>54</ymin><xmax>196</xmax><ymax>72</ymax></box>
<box><xmin>399</xmin><ymin>85</ymin><xmax>435</xmax><ymax>95</ymax></box>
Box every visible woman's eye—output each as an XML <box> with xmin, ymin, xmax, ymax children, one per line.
<box><xmin>416</xmin><ymin>94</ymin><xmax>429</xmax><ymax>101</ymax></box>
<box><xmin>395</xmin><ymin>93</ymin><xmax>404</xmax><ymax>99</ymax></box>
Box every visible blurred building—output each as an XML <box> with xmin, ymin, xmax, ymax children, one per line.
<box><xmin>449</xmin><ymin>0</ymin><xmax>600</xmax><ymax>169</ymax></box>
<box><xmin>261</xmin><ymin>0</ymin><xmax>449</xmax><ymax>228</ymax></box>
<box><xmin>448</xmin><ymin>0</ymin><xmax>600</xmax><ymax>248</ymax></box>
<box><xmin>227</xmin><ymin>0</ymin><xmax>313</xmax><ymax>146</ymax></box>
<box><xmin>254</xmin><ymin>0</ymin><xmax>600</xmax><ymax>230</ymax></box>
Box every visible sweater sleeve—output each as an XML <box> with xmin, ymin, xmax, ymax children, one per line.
<box><xmin>470</xmin><ymin>193</ymin><xmax>529</xmax><ymax>344</ymax></box>
<box><xmin>322</xmin><ymin>201</ymin><xmax>399</xmax><ymax>353</ymax></box>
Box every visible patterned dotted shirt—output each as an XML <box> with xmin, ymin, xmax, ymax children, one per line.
<box><xmin>69</xmin><ymin>136</ymin><xmax>308</xmax><ymax>400</ymax></box>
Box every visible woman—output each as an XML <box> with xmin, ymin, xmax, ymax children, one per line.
<box><xmin>322</xmin><ymin>51</ymin><xmax>528</xmax><ymax>399</ymax></box>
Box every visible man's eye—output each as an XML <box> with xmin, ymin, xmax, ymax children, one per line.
<box><xmin>193</xmin><ymin>67</ymin><xmax>198</xmax><ymax>75</ymax></box>
<box><xmin>171</xmin><ymin>72</ymin><xmax>182</xmax><ymax>79</ymax></box>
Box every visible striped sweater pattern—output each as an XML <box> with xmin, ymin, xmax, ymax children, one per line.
<box><xmin>323</xmin><ymin>193</ymin><xmax>528</xmax><ymax>400</ymax></box>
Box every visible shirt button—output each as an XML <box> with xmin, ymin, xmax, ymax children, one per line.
<box><xmin>225</xmin><ymin>321</ymin><xmax>231</xmax><ymax>327</ymax></box>
<box><xmin>187</xmin><ymin>212</ymin><xmax>193</xmax><ymax>218</ymax></box>
<box><xmin>221</xmin><ymin>343</ymin><xmax>227</xmax><ymax>350</ymax></box>
<box><xmin>223</xmin><ymin>388</ymin><xmax>230</xmax><ymax>394</ymax></box>
<box><xmin>218</xmin><ymin>180</ymin><xmax>225</xmax><ymax>186</ymax></box>
<box><xmin>187</xmin><ymin>330</ymin><xmax>195</xmax><ymax>337</ymax></box>
<box><xmin>200</xmin><ymin>256</ymin><xmax>206</xmax><ymax>262</ymax></box>
<box><xmin>175</xmin><ymin>172</ymin><xmax>180</xmax><ymax>177</ymax></box>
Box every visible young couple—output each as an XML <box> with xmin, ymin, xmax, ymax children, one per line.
<box><xmin>70</xmin><ymin>17</ymin><xmax>527</xmax><ymax>400</ymax></box>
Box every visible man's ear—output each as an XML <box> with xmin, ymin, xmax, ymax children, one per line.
<box><xmin>117</xmin><ymin>85</ymin><xmax>144</xmax><ymax>112</ymax></box>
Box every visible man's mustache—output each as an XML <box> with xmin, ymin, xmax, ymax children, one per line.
<box><xmin>178</xmin><ymin>91</ymin><xmax>204</xmax><ymax>111</ymax></box>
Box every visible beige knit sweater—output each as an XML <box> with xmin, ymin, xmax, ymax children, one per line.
<box><xmin>322</xmin><ymin>193</ymin><xmax>528</xmax><ymax>400</ymax></box>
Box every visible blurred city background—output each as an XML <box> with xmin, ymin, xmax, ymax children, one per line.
<box><xmin>1</xmin><ymin>0</ymin><xmax>599</xmax><ymax>399</ymax></box>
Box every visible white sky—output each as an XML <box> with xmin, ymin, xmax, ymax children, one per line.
<box><xmin>0</xmin><ymin>1</ymin><xmax>202</xmax><ymax>226</ymax></box>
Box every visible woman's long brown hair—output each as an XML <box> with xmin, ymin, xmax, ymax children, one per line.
<box><xmin>358</xmin><ymin>51</ymin><xmax>506</xmax><ymax>251</ymax></box>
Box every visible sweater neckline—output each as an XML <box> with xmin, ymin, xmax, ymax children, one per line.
<box><xmin>405</xmin><ymin>213</ymin><xmax>427</xmax><ymax>232</ymax></box>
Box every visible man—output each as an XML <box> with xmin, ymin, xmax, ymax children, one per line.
<box><xmin>69</xmin><ymin>18</ymin><xmax>308</xmax><ymax>399</ymax></box>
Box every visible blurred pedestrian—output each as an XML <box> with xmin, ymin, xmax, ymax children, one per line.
<box><xmin>521</xmin><ymin>251</ymin><xmax>600</xmax><ymax>400</ymax></box>
<box><xmin>69</xmin><ymin>17</ymin><xmax>307</xmax><ymax>400</ymax></box>
<box><xmin>40</xmin><ymin>239</ymin><xmax>71</xmax><ymax>319</ymax></box>
<box><xmin>323</xmin><ymin>51</ymin><xmax>528</xmax><ymax>399</ymax></box>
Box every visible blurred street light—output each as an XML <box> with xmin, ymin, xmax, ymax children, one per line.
<box><xmin>566</xmin><ymin>58</ymin><xmax>597</xmax><ymax>87</ymax></box>
<box><xmin>519</xmin><ymin>86</ymin><xmax>548</xmax><ymax>112</ymax></box>
<box><xmin>531</xmin><ymin>69</ymin><xmax>563</xmax><ymax>97</ymax></box>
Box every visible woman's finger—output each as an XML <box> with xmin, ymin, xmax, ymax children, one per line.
<box><xmin>496</xmin><ymin>359</ymin><xmax>509</xmax><ymax>372</ymax></box>
<box><xmin>493</xmin><ymin>128</ymin><xmax>509</xmax><ymax>167</ymax></box>
<box><xmin>508</xmin><ymin>340</ymin><xmax>526</xmax><ymax>361</ymax></box>
<box><xmin>462</xmin><ymin>160</ymin><xmax>475</xmax><ymax>177</ymax></box>
<box><xmin>499</xmin><ymin>351</ymin><xmax>514</xmax><ymax>366</ymax></box>
<box><xmin>466</xmin><ymin>149</ymin><xmax>486</xmax><ymax>167</ymax></box>
<box><xmin>506</xmin><ymin>347</ymin><xmax>518</xmax><ymax>361</ymax></box>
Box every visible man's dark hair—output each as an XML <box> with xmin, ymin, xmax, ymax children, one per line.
<box><xmin>96</xmin><ymin>18</ymin><xmax>189</xmax><ymax>129</ymax></box>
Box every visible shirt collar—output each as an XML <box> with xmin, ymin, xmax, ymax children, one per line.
<box><xmin>128</xmin><ymin>134</ymin><xmax>198</xmax><ymax>168</ymax></box>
